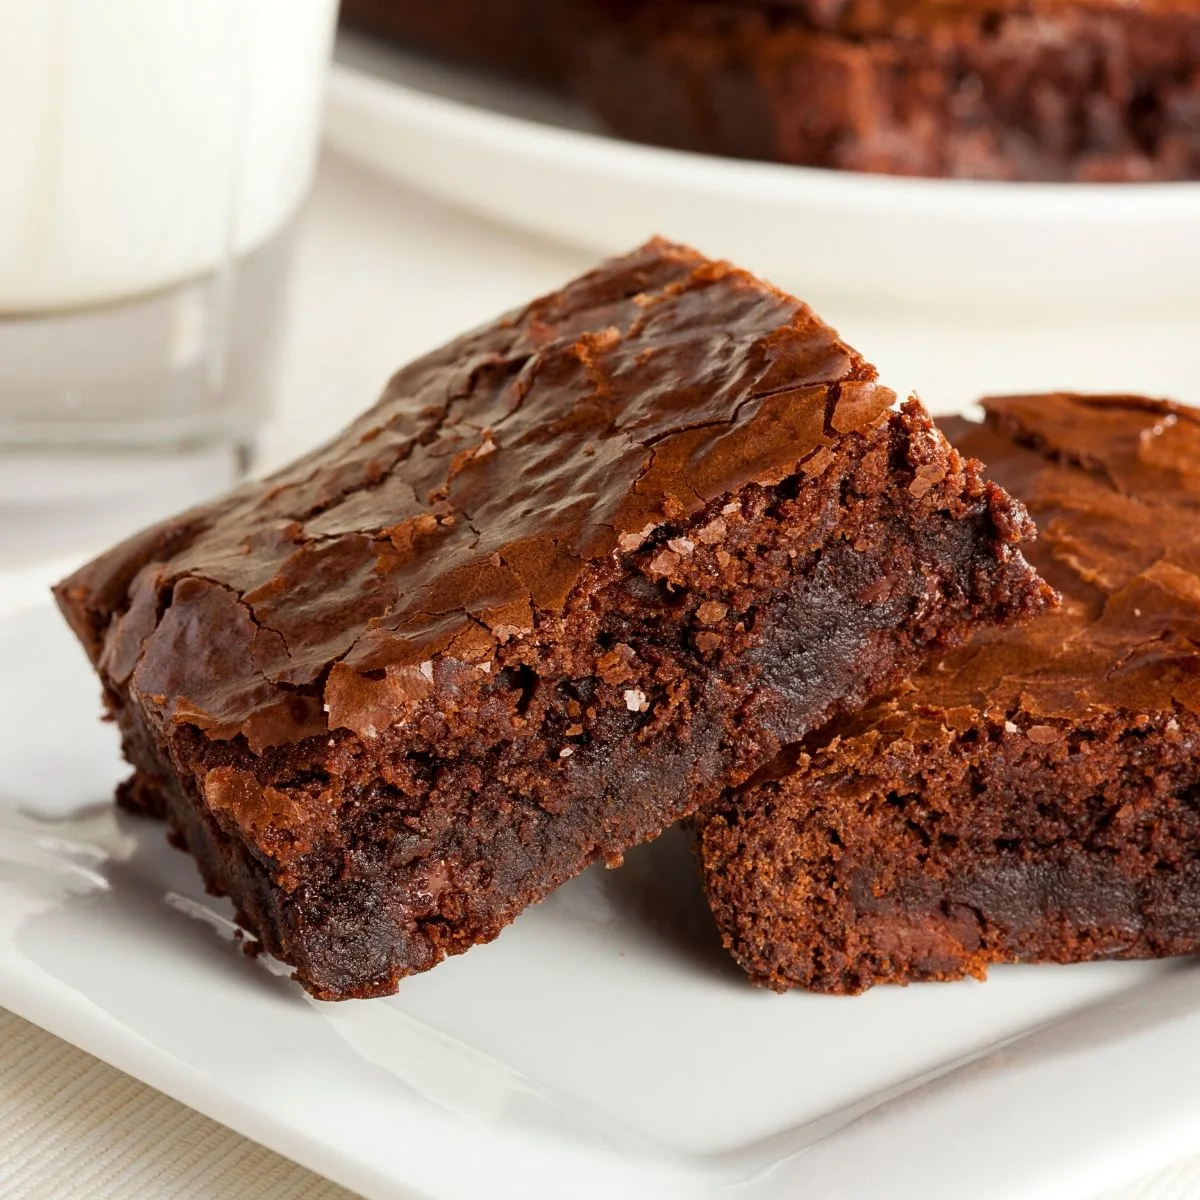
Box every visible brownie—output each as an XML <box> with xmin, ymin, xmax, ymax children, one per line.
<box><xmin>700</xmin><ymin>392</ymin><xmax>1200</xmax><ymax>993</ymax></box>
<box><xmin>576</xmin><ymin>0</ymin><xmax>1200</xmax><ymax>180</ymax></box>
<box><xmin>55</xmin><ymin>239</ymin><xmax>1050</xmax><ymax>1000</ymax></box>
<box><xmin>340</xmin><ymin>0</ymin><xmax>565</xmax><ymax>84</ymax></box>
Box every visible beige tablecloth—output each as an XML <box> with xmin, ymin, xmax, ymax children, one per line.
<box><xmin>0</xmin><ymin>1009</ymin><xmax>355</xmax><ymax>1200</ymax></box>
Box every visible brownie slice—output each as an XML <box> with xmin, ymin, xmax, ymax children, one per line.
<box><xmin>576</xmin><ymin>0</ymin><xmax>1200</xmax><ymax>180</ymax></box>
<box><xmin>55</xmin><ymin>239</ymin><xmax>1049</xmax><ymax>1000</ymax></box>
<box><xmin>700</xmin><ymin>392</ymin><xmax>1200</xmax><ymax>993</ymax></box>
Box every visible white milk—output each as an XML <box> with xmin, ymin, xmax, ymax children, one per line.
<box><xmin>0</xmin><ymin>0</ymin><xmax>338</xmax><ymax>311</ymax></box>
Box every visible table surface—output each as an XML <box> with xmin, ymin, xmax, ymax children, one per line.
<box><xmin>3</xmin><ymin>148</ymin><xmax>1200</xmax><ymax>1200</ymax></box>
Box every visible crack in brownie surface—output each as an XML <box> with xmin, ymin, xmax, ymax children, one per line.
<box><xmin>700</xmin><ymin>392</ymin><xmax>1200</xmax><ymax>993</ymax></box>
<box><xmin>56</xmin><ymin>239</ymin><xmax>1049</xmax><ymax>998</ymax></box>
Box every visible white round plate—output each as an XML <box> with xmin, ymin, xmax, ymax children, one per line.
<box><xmin>324</xmin><ymin>34</ymin><xmax>1200</xmax><ymax>411</ymax></box>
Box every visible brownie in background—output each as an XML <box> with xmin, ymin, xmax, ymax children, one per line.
<box><xmin>576</xmin><ymin>0</ymin><xmax>1200</xmax><ymax>179</ymax></box>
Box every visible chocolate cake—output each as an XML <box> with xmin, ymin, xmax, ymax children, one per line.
<box><xmin>577</xmin><ymin>0</ymin><xmax>1200</xmax><ymax>180</ymax></box>
<box><xmin>700</xmin><ymin>392</ymin><xmax>1200</xmax><ymax>993</ymax></box>
<box><xmin>55</xmin><ymin>239</ymin><xmax>1049</xmax><ymax>999</ymax></box>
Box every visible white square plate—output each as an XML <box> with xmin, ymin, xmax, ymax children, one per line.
<box><xmin>4</xmin><ymin>598</ymin><xmax>1200</xmax><ymax>1200</ymax></box>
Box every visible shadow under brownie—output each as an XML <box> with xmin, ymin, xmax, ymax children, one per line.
<box><xmin>55</xmin><ymin>239</ymin><xmax>1049</xmax><ymax>999</ymax></box>
<box><xmin>700</xmin><ymin>392</ymin><xmax>1200</xmax><ymax>993</ymax></box>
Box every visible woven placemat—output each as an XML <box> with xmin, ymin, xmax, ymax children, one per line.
<box><xmin>4</xmin><ymin>1002</ymin><xmax>1199</xmax><ymax>1200</ymax></box>
<box><xmin>0</xmin><ymin>1008</ymin><xmax>357</xmax><ymax>1200</ymax></box>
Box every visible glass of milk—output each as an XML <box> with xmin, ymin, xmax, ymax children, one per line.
<box><xmin>0</xmin><ymin>0</ymin><xmax>338</xmax><ymax>563</ymax></box>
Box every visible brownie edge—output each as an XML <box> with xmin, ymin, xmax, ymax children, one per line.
<box><xmin>56</xmin><ymin>239</ymin><xmax>1051</xmax><ymax>998</ymax></box>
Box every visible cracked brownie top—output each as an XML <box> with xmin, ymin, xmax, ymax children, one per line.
<box><xmin>55</xmin><ymin>237</ymin><xmax>895</xmax><ymax>758</ymax></box>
